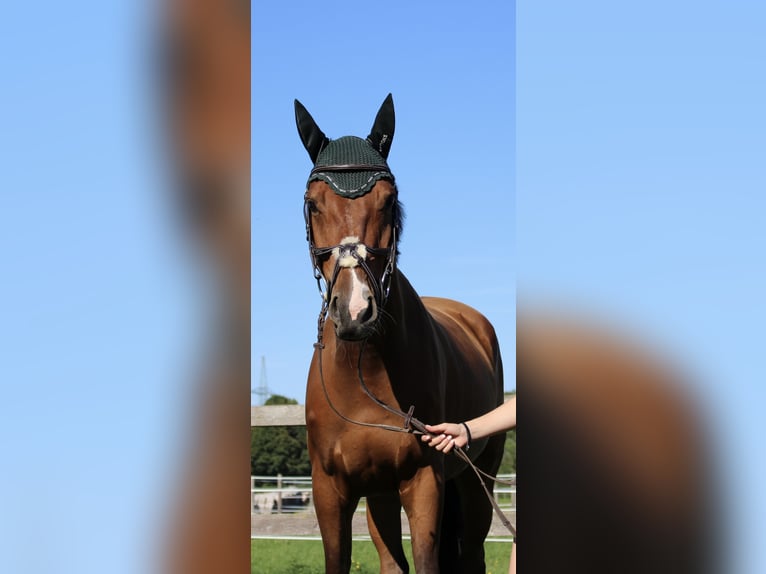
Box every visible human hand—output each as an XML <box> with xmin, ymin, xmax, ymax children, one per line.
<box><xmin>421</xmin><ymin>422</ymin><xmax>468</xmax><ymax>454</ymax></box>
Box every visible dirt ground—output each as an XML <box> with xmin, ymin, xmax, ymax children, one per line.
<box><xmin>251</xmin><ymin>507</ymin><xmax>515</xmax><ymax>538</ymax></box>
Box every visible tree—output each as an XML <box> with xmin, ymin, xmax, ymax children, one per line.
<box><xmin>498</xmin><ymin>392</ymin><xmax>516</xmax><ymax>474</ymax></box>
<box><xmin>499</xmin><ymin>428</ymin><xmax>516</xmax><ymax>474</ymax></box>
<box><xmin>251</xmin><ymin>395</ymin><xmax>311</xmax><ymax>477</ymax></box>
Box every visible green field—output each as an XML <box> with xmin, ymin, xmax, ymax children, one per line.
<box><xmin>251</xmin><ymin>538</ymin><xmax>512</xmax><ymax>574</ymax></box>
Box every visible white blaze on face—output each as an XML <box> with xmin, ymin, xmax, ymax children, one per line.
<box><xmin>331</xmin><ymin>236</ymin><xmax>371</xmax><ymax>320</ymax></box>
<box><xmin>347</xmin><ymin>268</ymin><xmax>371</xmax><ymax>320</ymax></box>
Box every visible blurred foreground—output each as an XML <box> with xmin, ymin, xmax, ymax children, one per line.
<box><xmin>160</xmin><ymin>0</ymin><xmax>250</xmax><ymax>573</ymax></box>
<box><xmin>519</xmin><ymin>306</ymin><xmax>720</xmax><ymax>573</ymax></box>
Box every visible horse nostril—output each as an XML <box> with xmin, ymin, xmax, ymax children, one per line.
<box><xmin>359</xmin><ymin>298</ymin><xmax>374</xmax><ymax>323</ymax></box>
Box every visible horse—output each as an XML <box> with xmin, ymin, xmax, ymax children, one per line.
<box><xmin>296</xmin><ymin>94</ymin><xmax>507</xmax><ymax>574</ymax></box>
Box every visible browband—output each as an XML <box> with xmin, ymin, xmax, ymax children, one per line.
<box><xmin>310</xmin><ymin>164</ymin><xmax>391</xmax><ymax>175</ymax></box>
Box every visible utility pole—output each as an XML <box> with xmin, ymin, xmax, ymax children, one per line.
<box><xmin>252</xmin><ymin>355</ymin><xmax>271</xmax><ymax>406</ymax></box>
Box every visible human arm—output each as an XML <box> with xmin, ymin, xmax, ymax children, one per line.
<box><xmin>421</xmin><ymin>395</ymin><xmax>516</xmax><ymax>454</ymax></box>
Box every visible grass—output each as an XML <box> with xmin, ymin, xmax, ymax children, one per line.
<box><xmin>251</xmin><ymin>538</ymin><xmax>512</xmax><ymax>574</ymax></box>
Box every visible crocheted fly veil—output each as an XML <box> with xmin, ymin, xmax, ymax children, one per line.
<box><xmin>309</xmin><ymin>137</ymin><xmax>393</xmax><ymax>198</ymax></box>
<box><xmin>295</xmin><ymin>94</ymin><xmax>396</xmax><ymax>198</ymax></box>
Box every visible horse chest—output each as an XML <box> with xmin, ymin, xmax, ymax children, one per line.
<box><xmin>314</xmin><ymin>428</ymin><xmax>421</xmax><ymax>484</ymax></box>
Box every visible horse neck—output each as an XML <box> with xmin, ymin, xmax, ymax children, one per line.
<box><xmin>373</xmin><ymin>270</ymin><xmax>433</xmax><ymax>353</ymax></box>
<box><xmin>321</xmin><ymin>270</ymin><xmax>433</xmax><ymax>410</ymax></box>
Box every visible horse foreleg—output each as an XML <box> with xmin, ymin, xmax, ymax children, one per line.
<box><xmin>400</xmin><ymin>466</ymin><xmax>442</xmax><ymax>574</ymax></box>
<box><xmin>453</xmin><ymin>433</ymin><xmax>506</xmax><ymax>574</ymax></box>
<box><xmin>449</xmin><ymin>472</ymin><xmax>492</xmax><ymax>573</ymax></box>
<box><xmin>313</xmin><ymin>475</ymin><xmax>357</xmax><ymax>574</ymax></box>
<box><xmin>366</xmin><ymin>492</ymin><xmax>409</xmax><ymax>573</ymax></box>
<box><xmin>438</xmin><ymin>479</ymin><xmax>463</xmax><ymax>573</ymax></box>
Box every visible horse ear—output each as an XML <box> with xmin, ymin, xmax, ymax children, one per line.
<box><xmin>367</xmin><ymin>93</ymin><xmax>395</xmax><ymax>159</ymax></box>
<box><xmin>295</xmin><ymin>99</ymin><xmax>329</xmax><ymax>164</ymax></box>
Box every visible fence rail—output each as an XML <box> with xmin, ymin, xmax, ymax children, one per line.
<box><xmin>251</xmin><ymin>473</ymin><xmax>516</xmax><ymax>515</ymax></box>
<box><xmin>251</xmin><ymin>404</ymin><xmax>305</xmax><ymax>426</ymax></box>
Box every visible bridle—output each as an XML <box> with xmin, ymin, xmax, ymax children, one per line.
<box><xmin>303</xmin><ymin>166</ymin><xmax>516</xmax><ymax>539</ymax></box>
<box><xmin>304</xmin><ymin>210</ymin><xmax>397</xmax><ymax>315</ymax></box>
<box><xmin>303</xmin><ymin>174</ymin><xmax>398</xmax><ymax>342</ymax></box>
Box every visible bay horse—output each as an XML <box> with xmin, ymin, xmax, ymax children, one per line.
<box><xmin>296</xmin><ymin>95</ymin><xmax>506</xmax><ymax>573</ymax></box>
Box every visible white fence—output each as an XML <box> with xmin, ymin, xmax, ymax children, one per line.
<box><xmin>251</xmin><ymin>473</ymin><xmax>516</xmax><ymax>515</ymax></box>
<box><xmin>251</xmin><ymin>475</ymin><xmax>313</xmax><ymax>514</ymax></box>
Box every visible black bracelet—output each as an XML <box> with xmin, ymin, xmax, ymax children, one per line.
<box><xmin>461</xmin><ymin>422</ymin><xmax>472</xmax><ymax>450</ymax></box>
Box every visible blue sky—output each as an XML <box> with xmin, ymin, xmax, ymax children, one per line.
<box><xmin>252</xmin><ymin>1</ymin><xmax>516</xmax><ymax>403</ymax></box>
<box><xmin>1</xmin><ymin>0</ymin><xmax>765</xmax><ymax>572</ymax></box>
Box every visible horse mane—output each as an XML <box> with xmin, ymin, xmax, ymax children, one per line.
<box><xmin>392</xmin><ymin>196</ymin><xmax>405</xmax><ymax>260</ymax></box>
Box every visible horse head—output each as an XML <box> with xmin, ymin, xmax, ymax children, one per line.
<box><xmin>296</xmin><ymin>95</ymin><xmax>403</xmax><ymax>341</ymax></box>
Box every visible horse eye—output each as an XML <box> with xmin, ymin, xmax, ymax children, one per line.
<box><xmin>381</xmin><ymin>194</ymin><xmax>396</xmax><ymax>212</ymax></box>
<box><xmin>306</xmin><ymin>199</ymin><xmax>319</xmax><ymax>214</ymax></box>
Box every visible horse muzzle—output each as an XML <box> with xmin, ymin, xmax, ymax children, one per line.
<box><xmin>328</xmin><ymin>270</ymin><xmax>379</xmax><ymax>340</ymax></box>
